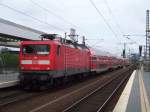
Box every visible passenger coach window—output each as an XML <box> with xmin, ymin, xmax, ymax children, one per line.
<box><xmin>57</xmin><ymin>45</ymin><xmax>60</xmax><ymax>56</ymax></box>
<box><xmin>92</xmin><ymin>57</ymin><xmax>97</xmax><ymax>60</ymax></box>
<box><xmin>22</xmin><ymin>45</ymin><xmax>50</xmax><ymax>55</ymax></box>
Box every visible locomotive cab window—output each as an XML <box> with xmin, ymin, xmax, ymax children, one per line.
<box><xmin>22</xmin><ymin>44</ymin><xmax>50</xmax><ymax>55</ymax></box>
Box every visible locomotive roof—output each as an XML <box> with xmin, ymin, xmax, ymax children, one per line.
<box><xmin>21</xmin><ymin>33</ymin><xmax>89</xmax><ymax>50</ymax></box>
<box><xmin>21</xmin><ymin>39</ymin><xmax>89</xmax><ymax>50</ymax></box>
<box><xmin>21</xmin><ymin>40</ymin><xmax>60</xmax><ymax>45</ymax></box>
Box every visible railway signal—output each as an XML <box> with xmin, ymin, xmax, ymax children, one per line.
<box><xmin>139</xmin><ymin>45</ymin><xmax>142</xmax><ymax>56</ymax></box>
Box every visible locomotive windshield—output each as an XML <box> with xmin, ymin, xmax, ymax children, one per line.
<box><xmin>22</xmin><ymin>44</ymin><xmax>50</xmax><ymax>55</ymax></box>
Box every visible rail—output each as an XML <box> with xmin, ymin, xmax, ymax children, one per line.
<box><xmin>63</xmin><ymin>66</ymin><xmax>134</xmax><ymax>112</ymax></box>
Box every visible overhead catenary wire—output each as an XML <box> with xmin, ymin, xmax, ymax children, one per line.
<box><xmin>104</xmin><ymin>0</ymin><xmax>124</xmax><ymax>36</ymax></box>
<box><xmin>0</xmin><ymin>3</ymin><xmax>65</xmax><ymax>32</ymax></box>
<box><xmin>29</xmin><ymin>0</ymin><xmax>88</xmax><ymax>36</ymax></box>
<box><xmin>104</xmin><ymin>0</ymin><xmax>141</xmax><ymax>46</ymax></box>
<box><xmin>30</xmin><ymin>0</ymin><xmax>77</xmax><ymax>28</ymax></box>
<box><xmin>89</xmin><ymin>0</ymin><xmax>121</xmax><ymax>42</ymax></box>
<box><xmin>123</xmin><ymin>35</ymin><xmax>141</xmax><ymax>45</ymax></box>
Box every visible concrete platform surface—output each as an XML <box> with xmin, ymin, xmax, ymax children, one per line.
<box><xmin>113</xmin><ymin>66</ymin><xmax>150</xmax><ymax>112</ymax></box>
<box><xmin>0</xmin><ymin>72</ymin><xmax>19</xmax><ymax>88</ymax></box>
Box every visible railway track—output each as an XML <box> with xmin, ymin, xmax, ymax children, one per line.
<box><xmin>0</xmin><ymin>88</ymin><xmax>37</xmax><ymax>107</ymax></box>
<box><xmin>0</xmin><ymin>85</ymin><xmax>45</xmax><ymax>107</ymax></box>
<box><xmin>0</xmin><ymin>66</ymin><xmax>134</xmax><ymax>112</ymax></box>
<box><xmin>63</xmin><ymin>66</ymin><xmax>133</xmax><ymax>112</ymax></box>
<box><xmin>0</xmin><ymin>86</ymin><xmax>20</xmax><ymax>98</ymax></box>
<box><xmin>0</xmin><ymin>68</ymin><xmax>120</xmax><ymax>107</ymax></box>
<box><xmin>0</xmin><ymin>92</ymin><xmax>39</xmax><ymax>107</ymax></box>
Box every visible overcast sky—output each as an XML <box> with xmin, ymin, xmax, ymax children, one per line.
<box><xmin>0</xmin><ymin>0</ymin><xmax>149</xmax><ymax>56</ymax></box>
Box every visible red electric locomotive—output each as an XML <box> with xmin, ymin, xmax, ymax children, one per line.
<box><xmin>19</xmin><ymin>34</ymin><xmax>129</xmax><ymax>89</ymax></box>
<box><xmin>19</xmin><ymin>34</ymin><xmax>90</xmax><ymax>88</ymax></box>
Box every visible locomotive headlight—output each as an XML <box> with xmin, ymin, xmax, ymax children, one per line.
<box><xmin>21</xmin><ymin>60</ymin><xmax>32</xmax><ymax>64</ymax></box>
<box><xmin>38</xmin><ymin>60</ymin><xmax>50</xmax><ymax>65</ymax></box>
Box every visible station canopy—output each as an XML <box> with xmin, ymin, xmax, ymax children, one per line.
<box><xmin>0</xmin><ymin>18</ymin><xmax>46</xmax><ymax>42</ymax></box>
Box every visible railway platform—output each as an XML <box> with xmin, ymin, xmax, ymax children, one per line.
<box><xmin>0</xmin><ymin>72</ymin><xmax>19</xmax><ymax>88</ymax></box>
<box><xmin>113</xmin><ymin>65</ymin><xmax>150</xmax><ymax>112</ymax></box>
